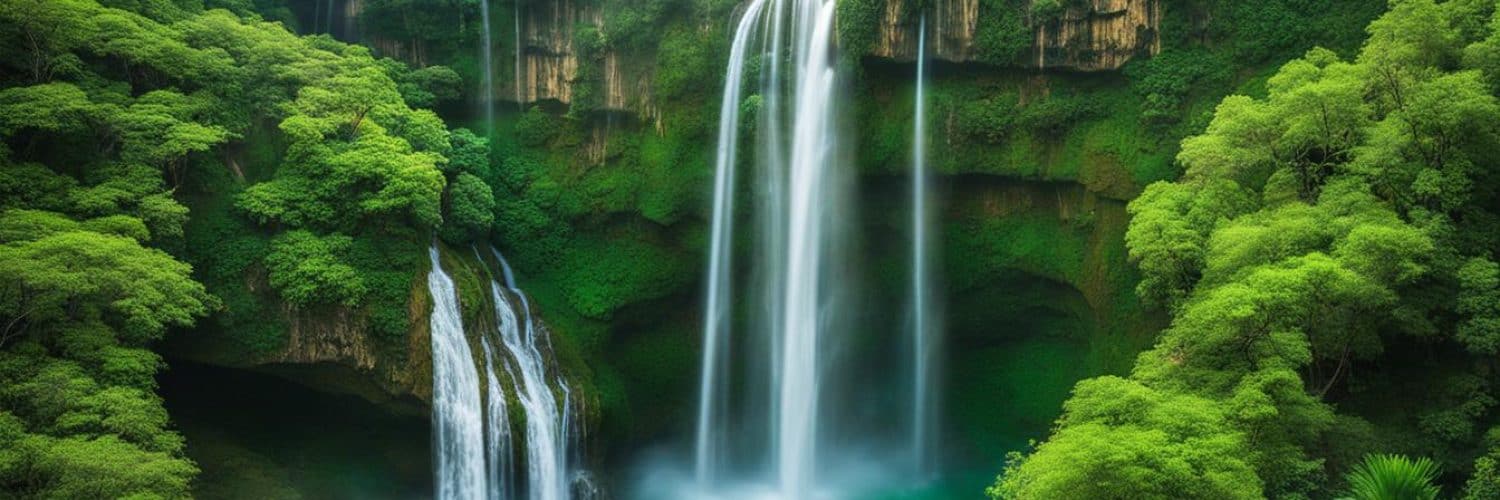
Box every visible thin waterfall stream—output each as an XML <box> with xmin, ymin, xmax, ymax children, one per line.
<box><xmin>693</xmin><ymin>0</ymin><xmax>766</xmax><ymax>486</ymax></box>
<box><xmin>513</xmin><ymin>0</ymin><xmax>524</xmax><ymax>109</ymax></box>
<box><xmin>910</xmin><ymin>14</ymin><xmax>937</xmax><ymax>477</ymax></box>
<box><xmin>478</xmin><ymin>0</ymin><xmax>495</xmax><ymax>131</ymax></box>
<box><xmin>482</xmin><ymin>336</ymin><xmax>515</xmax><ymax>500</ymax></box>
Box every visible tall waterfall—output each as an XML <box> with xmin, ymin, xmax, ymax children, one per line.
<box><xmin>428</xmin><ymin>245</ymin><xmax>487</xmax><ymax>500</ymax></box>
<box><xmin>909</xmin><ymin>15</ymin><xmax>937</xmax><ymax>476</ymax></box>
<box><xmin>487</xmin><ymin>247</ymin><xmax>570</xmax><ymax>500</ymax></box>
<box><xmin>478</xmin><ymin>0</ymin><xmax>495</xmax><ymax>131</ymax></box>
<box><xmin>694</xmin><ymin>0</ymin><xmax>766</xmax><ymax>485</ymax></box>
<box><xmin>692</xmin><ymin>0</ymin><xmax>859</xmax><ymax>496</ymax></box>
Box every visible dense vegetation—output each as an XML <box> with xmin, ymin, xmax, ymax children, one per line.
<box><xmin>992</xmin><ymin>0</ymin><xmax>1500</xmax><ymax>497</ymax></box>
<box><xmin>0</xmin><ymin>0</ymin><xmax>491</xmax><ymax>495</ymax></box>
<box><xmin>4</xmin><ymin>0</ymin><xmax>1500</xmax><ymax>496</ymax></box>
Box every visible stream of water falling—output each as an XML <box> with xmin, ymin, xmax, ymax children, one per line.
<box><xmin>694</xmin><ymin>0</ymin><xmax>766</xmax><ymax>486</ymax></box>
<box><xmin>481</xmin><ymin>336</ymin><xmax>514</xmax><ymax>500</ymax></box>
<box><xmin>428</xmin><ymin>245</ymin><xmax>487</xmax><ymax>500</ymax></box>
<box><xmin>910</xmin><ymin>14</ymin><xmax>936</xmax><ymax>477</ymax></box>
<box><xmin>487</xmin><ymin>247</ymin><xmax>569</xmax><ymax>500</ymax></box>
<box><xmin>689</xmin><ymin>0</ymin><xmax>863</xmax><ymax>497</ymax></box>
<box><xmin>478</xmin><ymin>0</ymin><xmax>495</xmax><ymax>131</ymax></box>
<box><xmin>513</xmin><ymin>0</ymin><xmax>523</xmax><ymax>109</ymax></box>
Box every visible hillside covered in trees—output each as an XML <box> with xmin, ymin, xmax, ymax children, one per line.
<box><xmin>1</xmin><ymin>0</ymin><xmax>1499</xmax><ymax>498</ymax></box>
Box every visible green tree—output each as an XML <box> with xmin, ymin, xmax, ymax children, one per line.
<box><xmin>441</xmin><ymin>173</ymin><xmax>495</xmax><ymax>244</ymax></box>
<box><xmin>0</xmin><ymin>225</ymin><xmax>212</xmax><ymax>345</ymax></box>
<box><xmin>991</xmin><ymin>377</ymin><xmax>1262</xmax><ymax>499</ymax></box>
<box><xmin>263</xmin><ymin>230</ymin><xmax>367</xmax><ymax>307</ymax></box>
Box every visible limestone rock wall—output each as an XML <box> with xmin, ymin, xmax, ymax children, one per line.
<box><xmin>502</xmin><ymin>0</ymin><xmax>655</xmax><ymax>115</ymax></box>
<box><xmin>871</xmin><ymin>0</ymin><xmax>1161</xmax><ymax>71</ymax></box>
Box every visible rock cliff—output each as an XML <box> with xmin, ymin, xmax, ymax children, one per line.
<box><xmin>870</xmin><ymin>0</ymin><xmax>1161</xmax><ymax>71</ymax></box>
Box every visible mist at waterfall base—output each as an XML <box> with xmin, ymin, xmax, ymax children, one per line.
<box><xmin>628</xmin><ymin>1</ymin><xmax>954</xmax><ymax>498</ymax></box>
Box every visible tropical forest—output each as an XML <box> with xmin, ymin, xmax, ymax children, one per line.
<box><xmin>2</xmin><ymin>0</ymin><xmax>1500</xmax><ymax>498</ymax></box>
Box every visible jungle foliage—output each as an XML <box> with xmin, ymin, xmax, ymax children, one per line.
<box><xmin>993</xmin><ymin>0</ymin><xmax>1500</xmax><ymax>497</ymax></box>
<box><xmin>0</xmin><ymin>0</ymin><xmax>482</xmax><ymax>495</ymax></box>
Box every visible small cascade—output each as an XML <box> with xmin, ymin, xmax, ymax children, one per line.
<box><xmin>481</xmin><ymin>337</ymin><xmax>515</xmax><ymax>500</ymax></box>
<box><xmin>428</xmin><ymin>244</ymin><xmax>579</xmax><ymax>499</ymax></box>
<box><xmin>478</xmin><ymin>0</ymin><xmax>495</xmax><ymax>131</ymax></box>
<box><xmin>485</xmin><ymin>246</ymin><xmax>571</xmax><ymax>500</ymax></box>
<box><xmin>427</xmin><ymin>245</ymin><xmax>487</xmax><ymax>500</ymax></box>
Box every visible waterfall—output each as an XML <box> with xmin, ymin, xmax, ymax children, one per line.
<box><xmin>427</xmin><ymin>245</ymin><xmax>487</xmax><ymax>500</ymax></box>
<box><xmin>486</xmin><ymin>247</ymin><xmax>569</xmax><ymax>500</ymax></box>
<box><xmin>513</xmin><ymin>0</ymin><xmax>524</xmax><ymax>109</ymax></box>
<box><xmin>428</xmin><ymin>243</ymin><xmax>578</xmax><ymax>499</ymax></box>
<box><xmin>691</xmin><ymin>0</ymin><xmax>857</xmax><ymax>496</ymax></box>
<box><xmin>777</xmin><ymin>2</ymin><xmax>840</xmax><ymax>494</ymax></box>
<box><xmin>326</xmin><ymin>0</ymin><xmax>335</xmax><ymax>34</ymax></box>
<box><xmin>482</xmin><ymin>337</ymin><xmax>514</xmax><ymax>500</ymax></box>
<box><xmin>478</xmin><ymin>0</ymin><xmax>495</xmax><ymax>131</ymax></box>
<box><xmin>694</xmin><ymin>0</ymin><xmax>766</xmax><ymax>486</ymax></box>
<box><xmin>910</xmin><ymin>14</ymin><xmax>937</xmax><ymax>477</ymax></box>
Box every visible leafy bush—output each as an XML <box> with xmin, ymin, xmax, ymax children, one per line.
<box><xmin>1343</xmin><ymin>454</ymin><xmax>1441</xmax><ymax>500</ymax></box>
<box><xmin>264</xmin><ymin>230</ymin><xmax>367</xmax><ymax>307</ymax></box>
<box><xmin>441</xmin><ymin>173</ymin><xmax>495</xmax><ymax>244</ymax></box>
<box><xmin>975</xmin><ymin>0</ymin><xmax>1032</xmax><ymax>65</ymax></box>
<box><xmin>1124</xmin><ymin>48</ymin><xmax>1233</xmax><ymax>127</ymax></box>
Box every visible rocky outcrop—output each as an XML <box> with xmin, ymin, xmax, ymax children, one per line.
<box><xmin>871</xmin><ymin>0</ymin><xmax>1161</xmax><ymax>71</ymax></box>
<box><xmin>345</xmin><ymin>0</ymin><xmax>654</xmax><ymax>116</ymax></box>
<box><xmin>259</xmin><ymin>287</ymin><xmax>435</xmax><ymax>407</ymax></box>
<box><xmin>504</xmin><ymin>0</ymin><xmax>656</xmax><ymax>116</ymax></box>
<box><xmin>873</xmin><ymin>0</ymin><xmax>984</xmax><ymax>62</ymax></box>
<box><xmin>164</xmin><ymin>267</ymin><xmax>434</xmax><ymax>414</ymax></box>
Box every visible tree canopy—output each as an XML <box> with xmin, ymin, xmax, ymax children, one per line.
<box><xmin>995</xmin><ymin>0</ymin><xmax>1500</xmax><ymax>497</ymax></box>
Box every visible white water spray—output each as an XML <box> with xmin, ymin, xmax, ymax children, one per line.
<box><xmin>694</xmin><ymin>0</ymin><xmax>768</xmax><ymax>486</ymax></box>
<box><xmin>690</xmin><ymin>0</ymin><xmax>861</xmax><ymax>496</ymax></box>
<box><xmin>487</xmin><ymin>248</ymin><xmax>569</xmax><ymax>500</ymax></box>
<box><xmin>482</xmin><ymin>337</ymin><xmax>515</xmax><ymax>500</ymax></box>
<box><xmin>428</xmin><ymin>245</ymin><xmax>487</xmax><ymax>500</ymax></box>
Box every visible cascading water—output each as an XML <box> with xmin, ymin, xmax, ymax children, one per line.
<box><xmin>486</xmin><ymin>247</ymin><xmax>570</xmax><ymax>500</ymax></box>
<box><xmin>694</xmin><ymin>0</ymin><xmax>766</xmax><ymax>486</ymax></box>
<box><xmin>478</xmin><ymin>0</ymin><xmax>495</xmax><ymax>131</ymax></box>
<box><xmin>688</xmin><ymin>0</ymin><xmax>872</xmax><ymax>497</ymax></box>
<box><xmin>482</xmin><ymin>337</ymin><xmax>515</xmax><ymax>500</ymax></box>
<box><xmin>427</xmin><ymin>245</ymin><xmax>487</xmax><ymax>500</ymax></box>
<box><xmin>428</xmin><ymin>243</ymin><xmax>577</xmax><ymax>500</ymax></box>
<box><xmin>909</xmin><ymin>14</ymin><xmax>937</xmax><ymax>477</ymax></box>
<box><xmin>513</xmin><ymin>0</ymin><xmax>524</xmax><ymax>109</ymax></box>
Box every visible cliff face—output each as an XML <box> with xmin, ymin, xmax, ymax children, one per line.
<box><xmin>165</xmin><ymin>268</ymin><xmax>434</xmax><ymax>413</ymax></box>
<box><xmin>506</xmin><ymin>0</ymin><xmax>655</xmax><ymax>115</ymax></box>
<box><xmin>345</xmin><ymin>0</ymin><xmax>655</xmax><ymax>116</ymax></box>
<box><xmin>871</xmin><ymin>0</ymin><xmax>1161</xmax><ymax>71</ymax></box>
